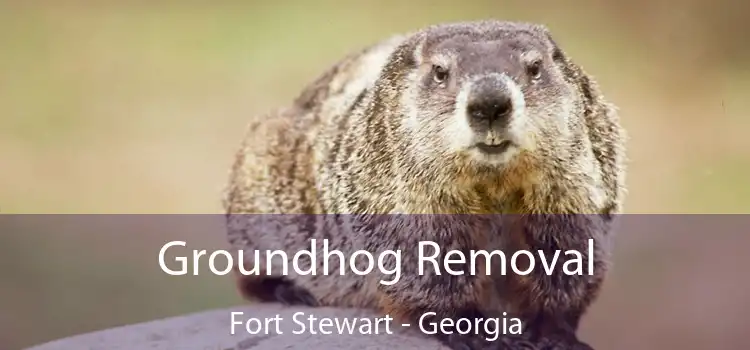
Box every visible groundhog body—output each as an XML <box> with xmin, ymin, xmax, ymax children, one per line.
<box><xmin>224</xmin><ymin>20</ymin><xmax>626</xmax><ymax>350</ymax></box>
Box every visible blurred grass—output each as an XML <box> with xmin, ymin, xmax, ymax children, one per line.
<box><xmin>0</xmin><ymin>1</ymin><xmax>748</xmax><ymax>350</ymax></box>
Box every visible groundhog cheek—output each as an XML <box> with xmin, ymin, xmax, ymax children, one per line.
<box><xmin>439</xmin><ymin>115</ymin><xmax>475</xmax><ymax>151</ymax></box>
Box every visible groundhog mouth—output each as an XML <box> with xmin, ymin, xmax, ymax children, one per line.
<box><xmin>475</xmin><ymin>140</ymin><xmax>514</xmax><ymax>155</ymax></box>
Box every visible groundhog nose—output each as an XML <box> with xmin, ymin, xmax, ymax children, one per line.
<box><xmin>466</xmin><ymin>78</ymin><xmax>514</xmax><ymax>125</ymax></box>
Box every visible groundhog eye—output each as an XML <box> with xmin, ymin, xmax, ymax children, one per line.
<box><xmin>432</xmin><ymin>64</ymin><xmax>449</xmax><ymax>84</ymax></box>
<box><xmin>526</xmin><ymin>59</ymin><xmax>543</xmax><ymax>81</ymax></box>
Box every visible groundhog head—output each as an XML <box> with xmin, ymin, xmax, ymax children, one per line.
<box><xmin>384</xmin><ymin>21</ymin><xmax>589</xmax><ymax>175</ymax></box>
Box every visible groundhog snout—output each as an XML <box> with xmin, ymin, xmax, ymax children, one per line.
<box><xmin>465</xmin><ymin>74</ymin><xmax>520</xmax><ymax>130</ymax></box>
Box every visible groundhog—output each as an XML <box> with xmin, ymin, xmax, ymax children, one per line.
<box><xmin>223</xmin><ymin>20</ymin><xmax>626</xmax><ymax>350</ymax></box>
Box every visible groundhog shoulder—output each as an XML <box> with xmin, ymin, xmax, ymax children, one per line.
<box><xmin>224</xmin><ymin>34</ymin><xmax>408</xmax><ymax>215</ymax></box>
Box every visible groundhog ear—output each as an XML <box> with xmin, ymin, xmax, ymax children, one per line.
<box><xmin>409</xmin><ymin>34</ymin><xmax>429</xmax><ymax>67</ymax></box>
<box><xmin>543</xmin><ymin>31</ymin><xmax>567</xmax><ymax>63</ymax></box>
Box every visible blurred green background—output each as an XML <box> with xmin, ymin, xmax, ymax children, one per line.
<box><xmin>1</xmin><ymin>1</ymin><xmax>749</xmax><ymax>349</ymax></box>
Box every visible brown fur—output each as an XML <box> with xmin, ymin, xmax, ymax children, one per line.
<box><xmin>224</xmin><ymin>20</ymin><xmax>626</xmax><ymax>350</ymax></box>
